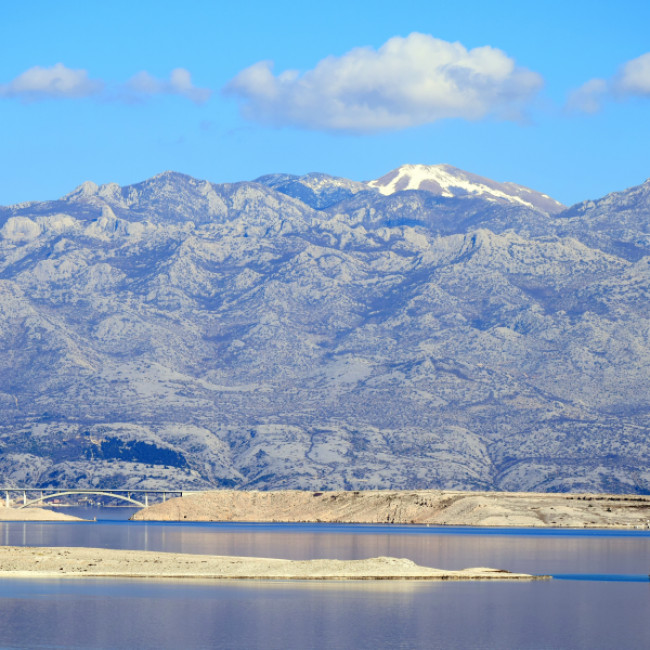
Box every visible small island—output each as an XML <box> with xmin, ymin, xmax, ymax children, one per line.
<box><xmin>0</xmin><ymin>546</ymin><xmax>546</xmax><ymax>581</ymax></box>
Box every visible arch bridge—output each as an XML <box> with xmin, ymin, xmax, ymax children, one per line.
<box><xmin>0</xmin><ymin>488</ymin><xmax>203</xmax><ymax>509</ymax></box>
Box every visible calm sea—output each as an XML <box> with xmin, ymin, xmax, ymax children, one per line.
<box><xmin>0</xmin><ymin>513</ymin><xmax>648</xmax><ymax>649</ymax></box>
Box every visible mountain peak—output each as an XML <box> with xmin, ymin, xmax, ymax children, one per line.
<box><xmin>63</xmin><ymin>180</ymin><xmax>100</xmax><ymax>200</ymax></box>
<box><xmin>149</xmin><ymin>170</ymin><xmax>195</xmax><ymax>183</ymax></box>
<box><xmin>367</xmin><ymin>164</ymin><xmax>565</xmax><ymax>215</ymax></box>
<box><xmin>255</xmin><ymin>171</ymin><xmax>369</xmax><ymax>209</ymax></box>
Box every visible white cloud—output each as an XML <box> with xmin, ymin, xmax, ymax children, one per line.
<box><xmin>123</xmin><ymin>68</ymin><xmax>211</xmax><ymax>104</ymax></box>
<box><xmin>616</xmin><ymin>52</ymin><xmax>650</xmax><ymax>96</ymax></box>
<box><xmin>0</xmin><ymin>63</ymin><xmax>103</xmax><ymax>100</ymax></box>
<box><xmin>0</xmin><ymin>64</ymin><xmax>211</xmax><ymax>104</ymax></box>
<box><xmin>567</xmin><ymin>78</ymin><xmax>608</xmax><ymax>114</ymax></box>
<box><xmin>568</xmin><ymin>52</ymin><xmax>650</xmax><ymax>113</ymax></box>
<box><xmin>224</xmin><ymin>33</ymin><xmax>543</xmax><ymax>133</ymax></box>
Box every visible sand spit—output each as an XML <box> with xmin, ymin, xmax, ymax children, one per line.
<box><xmin>0</xmin><ymin>505</ymin><xmax>82</xmax><ymax>521</ymax></box>
<box><xmin>132</xmin><ymin>489</ymin><xmax>650</xmax><ymax>529</ymax></box>
<box><xmin>0</xmin><ymin>546</ymin><xmax>544</xmax><ymax>581</ymax></box>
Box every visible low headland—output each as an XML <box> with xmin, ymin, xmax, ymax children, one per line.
<box><xmin>131</xmin><ymin>488</ymin><xmax>650</xmax><ymax>529</ymax></box>
<box><xmin>0</xmin><ymin>546</ymin><xmax>544</xmax><ymax>581</ymax></box>
<box><xmin>0</xmin><ymin>505</ymin><xmax>81</xmax><ymax>521</ymax></box>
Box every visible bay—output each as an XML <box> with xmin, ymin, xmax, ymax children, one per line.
<box><xmin>0</xmin><ymin>517</ymin><xmax>649</xmax><ymax>649</ymax></box>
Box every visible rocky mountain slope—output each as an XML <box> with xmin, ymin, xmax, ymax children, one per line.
<box><xmin>0</xmin><ymin>165</ymin><xmax>648</xmax><ymax>493</ymax></box>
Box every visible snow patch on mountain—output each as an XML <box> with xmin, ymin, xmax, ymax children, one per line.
<box><xmin>368</xmin><ymin>164</ymin><xmax>565</xmax><ymax>214</ymax></box>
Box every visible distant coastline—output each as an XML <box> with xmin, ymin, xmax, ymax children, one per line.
<box><xmin>3</xmin><ymin>488</ymin><xmax>650</xmax><ymax>530</ymax></box>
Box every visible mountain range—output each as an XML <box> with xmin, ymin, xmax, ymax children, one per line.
<box><xmin>0</xmin><ymin>164</ymin><xmax>649</xmax><ymax>493</ymax></box>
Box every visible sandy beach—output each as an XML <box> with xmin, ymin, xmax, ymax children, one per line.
<box><xmin>0</xmin><ymin>546</ymin><xmax>544</xmax><ymax>581</ymax></box>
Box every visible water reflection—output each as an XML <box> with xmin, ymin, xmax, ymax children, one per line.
<box><xmin>1</xmin><ymin>520</ymin><xmax>650</xmax><ymax>576</ymax></box>
<box><xmin>0</xmin><ymin>578</ymin><xmax>648</xmax><ymax>649</ymax></box>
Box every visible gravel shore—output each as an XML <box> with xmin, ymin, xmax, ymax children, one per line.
<box><xmin>0</xmin><ymin>546</ymin><xmax>545</xmax><ymax>581</ymax></box>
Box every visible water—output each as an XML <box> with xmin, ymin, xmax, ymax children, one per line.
<box><xmin>6</xmin><ymin>517</ymin><xmax>650</xmax><ymax>575</ymax></box>
<box><xmin>0</xmin><ymin>518</ymin><xmax>649</xmax><ymax>649</ymax></box>
<box><xmin>0</xmin><ymin>578</ymin><xmax>648</xmax><ymax>649</ymax></box>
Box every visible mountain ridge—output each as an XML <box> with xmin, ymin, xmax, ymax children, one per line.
<box><xmin>0</xmin><ymin>166</ymin><xmax>648</xmax><ymax>494</ymax></box>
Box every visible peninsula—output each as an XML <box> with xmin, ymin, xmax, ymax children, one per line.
<box><xmin>0</xmin><ymin>505</ymin><xmax>81</xmax><ymax>521</ymax></box>
<box><xmin>131</xmin><ymin>489</ymin><xmax>650</xmax><ymax>529</ymax></box>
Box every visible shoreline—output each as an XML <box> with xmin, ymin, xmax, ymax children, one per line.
<box><xmin>0</xmin><ymin>546</ymin><xmax>546</xmax><ymax>582</ymax></box>
<box><xmin>0</xmin><ymin>507</ymin><xmax>83</xmax><ymax>522</ymax></box>
<box><xmin>5</xmin><ymin>488</ymin><xmax>650</xmax><ymax>530</ymax></box>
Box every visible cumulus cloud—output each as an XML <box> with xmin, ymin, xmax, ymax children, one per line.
<box><xmin>568</xmin><ymin>52</ymin><xmax>650</xmax><ymax>113</ymax></box>
<box><xmin>122</xmin><ymin>68</ymin><xmax>211</xmax><ymax>104</ymax></box>
<box><xmin>0</xmin><ymin>63</ymin><xmax>103</xmax><ymax>100</ymax></box>
<box><xmin>224</xmin><ymin>33</ymin><xmax>543</xmax><ymax>133</ymax></box>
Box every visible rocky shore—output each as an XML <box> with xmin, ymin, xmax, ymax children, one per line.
<box><xmin>0</xmin><ymin>546</ymin><xmax>544</xmax><ymax>581</ymax></box>
<box><xmin>131</xmin><ymin>489</ymin><xmax>650</xmax><ymax>529</ymax></box>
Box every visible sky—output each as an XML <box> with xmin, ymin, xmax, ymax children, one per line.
<box><xmin>1</xmin><ymin>0</ymin><xmax>649</xmax><ymax>207</ymax></box>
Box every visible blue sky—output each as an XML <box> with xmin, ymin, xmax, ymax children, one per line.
<box><xmin>1</xmin><ymin>0</ymin><xmax>649</xmax><ymax>207</ymax></box>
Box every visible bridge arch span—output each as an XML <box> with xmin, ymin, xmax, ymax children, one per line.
<box><xmin>19</xmin><ymin>490</ymin><xmax>146</xmax><ymax>509</ymax></box>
